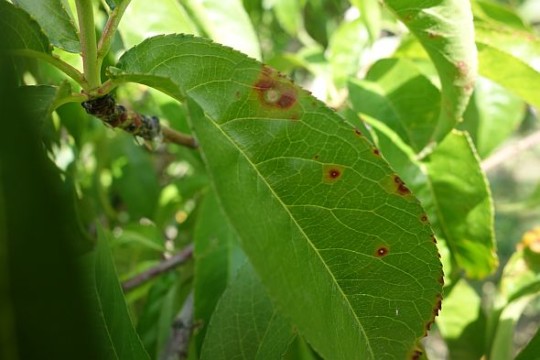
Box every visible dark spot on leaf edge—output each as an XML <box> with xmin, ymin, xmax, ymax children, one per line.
<box><xmin>394</xmin><ymin>175</ymin><xmax>411</xmax><ymax>195</ymax></box>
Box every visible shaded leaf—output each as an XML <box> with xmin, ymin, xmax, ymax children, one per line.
<box><xmin>424</xmin><ymin>130</ymin><xmax>497</xmax><ymax>278</ymax></box>
<box><xmin>437</xmin><ymin>280</ymin><xmax>486</xmax><ymax>360</ymax></box>
<box><xmin>200</xmin><ymin>263</ymin><xmax>294</xmax><ymax>360</ymax></box>
<box><xmin>0</xmin><ymin>1</ymin><xmax>51</xmax><ymax>53</ymax></box>
<box><xmin>111</xmin><ymin>34</ymin><xmax>443</xmax><ymax>359</ymax></box>
<box><xmin>193</xmin><ymin>189</ymin><xmax>245</xmax><ymax>354</ymax></box>
<box><xmin>460</xmin><ymin>76</ymin><xmax>525</xmax><ymax>158</ymax></box>
<box><xmin>82</xmin><ymin>226</ymin><xmax>150</xmax><ymax>360</ymax></box>
<box><xmin>12</xmin><ymin>0</ymin><xmax>80</xmax><ymax>52</ymax></box>
<box><xmin>348</xmin><ymin>58</ymin><xmax>440</xmax><ymax>152</ymax></box>
<box><xmin>385</xmin><ymin>0</ymin><xmax>477</xmax><ymax>143</ymax></box>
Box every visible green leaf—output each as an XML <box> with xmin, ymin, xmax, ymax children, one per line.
<box><xmin>183</xmin><ymin>0</ymin><xmax>261</xmax><ymax>60</ymax></box>
<box><xmin>117</xmin><ymin>0</ymin><xmax>199</xmax><ymax>50</ymax></box>
<box><xmin>472</xmin><ymin>0</ymin><xmax>529</xmax><ymax>30</ymax></box>
<box><xmin>436</xmin><ymin>280</ymin><xmax>486</xmax><ymax>360</ymax></box>
<box><xmin>193</xmin><ymin>189</ymin><xmax>245</xmax><ymax>354</ymax></box>
<box><xmin>12</xmin><ymin>0</ymin><xmax>80</xmax><ymax>52</ymax></box>
<box><xmin>200</xmin><ymin>262</ymin><xmax>294</xmax><ymax>360</ymax></box>
<box><xmin>111</xmin><ymin>34</ymin><xmax>443</xmax><ymax>359</ymax></box>
<box><xmin>83</xmin><ymin>226</ymin><xmax>150</xmax><ymax>360</ymax></box>
<box><xmin>350</xmin><ymin>0</ymin><xmax>382</xmax><ymax>43</ymax></box>
<box><xmin>460</xmin><ymin>76</ymin><xmax>525</xmax><ymax>158</ymax></box>
<box><xmin>423</xmin><ymin>130</ymin><xmax>497</xmax><ymax>278</ymax></box>
<box><xmin>385</xmin><ymin>0</ymin><xmax>477</xmax><ymax>143</ymax></box>
<box><xmin>270</xmin><ymin>0</ymin><xmax>304</xmax><ymax>36</ymax></box>
<box><xmin>474</xmin><ymin>21</ymin><xmax>540</xmax><ymax>108</ymax></box>
<box><xmin>348</xmin><ymin>58</ymin><xmax>441</xmax><ymax>152</ymax></box>
<box><xmin>17</xmin><ymin>82</ymin><xmax>72</xmax><ymax>120</ymax></box>
<box><xmin>0</xmin><ymin>1</ymin><xmax>51</xmax><ymax>53</ymax></box>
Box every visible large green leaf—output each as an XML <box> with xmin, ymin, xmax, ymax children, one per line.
<box><xmin>423</xmin><ymin>131</ymin><xmax>497</xmax><ymax>278</ymax></box>
<box><xmin>12</xmin><ymin>0</ymin><xmax>80</xmax><ymax>52</ymax></box>
<box><xmin>348</xmin><ymin>58</ymin><xmax>441</xmax><ymax>152</ymax></box>
<box><xmin>385</xmin><ymin>0</ymin><xmax>477</xmax><ymax>144</ymax></box>
<box><xmin>82</xmin><ymin>226</ymin><xmax>150</xmax><ymax>360</ymax></box>
<box><xmin>200</xmin><ymin>263</ymin><xmax>294</xmax><ymax>360</ymax></box>
<box><xmin>0</xmin><ymin>0</ymin><xmax>51</xmax><ymax>53</ymax></box>
<box><xmin>110</xmin><ymin>34</ymin><xmax>443</xmax><ymax>359</ymax></box>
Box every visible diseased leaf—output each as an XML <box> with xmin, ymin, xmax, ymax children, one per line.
<box><xmin>200</xmin><ymin>262</ymin><xmax>294</xmax><ymax>360</ymax></box>
<box><xmin>0</xmin><ymin>1</ymin><xmax>51</xmax><ymax>53</ymax></box>
<box><xmin>460</xmin><ymin>76</ymin><xmax>525</xmax><ymax>158</ymax></box>
<box><xmin>110</xmin><ymin>34</ymin><xmax>443</xmax><ymax>359</ymax></box>
<box><xmin>82</xmin><ymin>226</ymin><xmax>150</xmax><ymax>360</ymax></box>
<box><xmin>385</xmin><ymin>0</ymin><xmax>477</xmax><ymax>144</ymax></box>
<box><xmin>348</xmin><ymin>58</ymin><xmax>441</xmax><ymax>152</ymax></box>
<box><xmin>12</xmin><ymin>0</ymin><xmax>80</xmax><ymax>52</ymax></box>
<box><xmin>424</xmin><ymin>130</ymin><xmax>497</xmax><ymax>278</ymax></box>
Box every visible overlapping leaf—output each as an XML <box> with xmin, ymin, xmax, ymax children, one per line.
<box><xmin>0</xmin><ymin>1</ymin><xmax>51</xmax><ymax>53</ymax></box>
<box><xmin>110</xmin><ymin>34</ymin><xmax>442</xmax><ymax>359</ymax></box>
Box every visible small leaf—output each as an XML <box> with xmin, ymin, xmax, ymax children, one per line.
<box><xmin>385</xmin><ymin>0</ymin><xmax>477</xmax><ymax>143</ymax></box>
<box><xmin>460</xmin><ymin>76</ymin><xmax>525</xmax><ymax>158</ymax></box>
<box><xmin>424</xmin><ymin>130</ymin><xmax>497</xmax><ymax>278</ymax></box>
<box><xmin>82</xmin><ymin>226</ymin><xmax>150</xmax><ymax>360</ymax></box>
<box><xmin>111</xmin><ymin>34</ymin><xmax>443</xmax><ymax>359</ymax></box>
<box><xmin>12</xmin><ymin>0</ymin><xmax>80</xmax><ymax>52</ymax></box>
<box><xmin>200</xmin><ymin>263</ymin><xmax>294</xmax><ymax>360</ymax></box>
<box><xmin>0</xmin><ymin>1</ymin><xmax>51</xmax><ymax>53</ymax></box>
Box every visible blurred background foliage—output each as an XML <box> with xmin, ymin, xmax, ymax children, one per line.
<box><xmin>2</xmin><ymin>0</ymin><xmax>540</xmax><ymax>359</ymax></box>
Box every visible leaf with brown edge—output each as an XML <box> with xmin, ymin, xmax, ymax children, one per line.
<box><xmin>110</xmin><ymin>34</ymin><xmax>443</xmax><ymax>360</ymax></box>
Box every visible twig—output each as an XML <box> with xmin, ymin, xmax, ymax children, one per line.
<box><xmin>160</xmin><ymin>292</ymin><xmax>194</xmax><ymax>360</ymax></box>
<box><xmin>97</xmin><ymin>0</ymin><xmax>132</xmax><ymax>70</ymax></box>
<box><xmin>482</xmin><ymin>129</ymin><xmax>540</xmax><ymax>172</ymax></box>
<box><xmin>75</xmin><ymin>0</ymin><xmax>101</xmax><ymax>90</ymax></box>
<box><xmin>162</xmin><ymin>126</ymin><xmax>198</xmax><ymax>149</ymax></box>
<box><xmin>122</xmin><ymin>244</ymin><xmax>194</xmax><ymax>292</ymax></box>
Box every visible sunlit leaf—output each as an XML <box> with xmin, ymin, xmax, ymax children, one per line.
<box><xmin>12</xmin><ymin>0</ymin><xmax>80</xmax><ymax>52</ymax></box>
<box><xmin>423</xmin><ymin>130</ymin><xmax>497</xmax><ymax>278</ymax></box>
<box><xmin>200</xmin><ymin>263</ymin><xmax>294</xmax><ymax>360</ymax></box>
<box><xmin>110</xmin><ymin>34</ymin><xmax>443</xmax><ymax>359</ymax></box>
<box><xmin>385</xmin><ymin>0</ymin><xmax>477</xmax><ymax>143</ymax></box>
<box><xmin>183</xmin><ymin>0</ymin><xmax>261</xmax><ymax>59</ymax></box>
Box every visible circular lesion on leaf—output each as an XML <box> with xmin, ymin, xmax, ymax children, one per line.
<box><xmin>375</xmin><ymin>246</ymin><xmax>389</xmax><ymax>257</ymax></box>
<box><xmin>252</xmin><ymin>65</ymin><xmax>298</xmax><ymax>111</ymax></box>
<box><xmin>322</xmin><ymin>164</ymin><xmax>345</xmax><ymax>184</ymax></box>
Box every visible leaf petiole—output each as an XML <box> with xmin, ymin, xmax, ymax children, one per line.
<box><xmin>97</xmin><ymin>0</ymin><xmax>132</xmax><ymax>71</ymax></box>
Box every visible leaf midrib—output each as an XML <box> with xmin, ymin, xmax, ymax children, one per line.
<box><xmin>203</xmin><ymin>109</ymin><xmax>375</xmax><ymax>359</ymax></box>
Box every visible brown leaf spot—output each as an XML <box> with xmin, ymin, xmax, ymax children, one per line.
<box><xmin>410</xmin><ymin>349</ymin><xmax>423</xmax><ymax>360</ymax></box>
<box><xmin>394</xmin><ymin>175</ymin><xmax>411</xmax><ymax>195</ymax></box>
<box><xmin>438</xmin><ymin>275</ymin><xmax>445</xmax><ymax>285</ymax></box>
<box><xmin>375</xmin><ymin>246</ymin><xmax>389</xmax><ymax>257</ymax></box>
<box><xmin>420</xmin><ymin>214</ymin><xmax>429</xmax><ymax>223</ymax></box>
<box><xmin>431</xmin><ymin>234</ymin><xmax>437</xmax><ymax>244</ymax></box>
<box><xmin>253</xmin><ymin>66</ymin><xmax>297</xmax><ymax>110</ymax></box>
<box><xmin>456</xmin><ymin>61</ymin><xmax>468</xmax><ymax>78</ymax></box>
<box><xmin>322</xmin><ymin>164</ymin><xmax>345</xmax><ymax>184</ymax></box>
<box><xmin>313</xmin><ymin>154</ymin><xmax>320</xmax><ymax>160</ymax></box>
<box><xmin>373</xmin><ymin>148</ymin><xmax>380</xmax><ymax>156</ymax></box>
<box><xmin>354</xmin><ymin>128</ymin><xmax>363</xmax><ymax>137</ymax></box>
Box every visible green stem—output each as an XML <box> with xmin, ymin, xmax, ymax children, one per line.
<box><xmin>8</xmin><ymin>49</ymin><xmax>88</xmax><ymax>88</ymax></box>
<box><xmin>75</xmin><ymin>0</ymin><xmax>101</xmax><ymax>91</ymax></box>
<box><xmin>97</xmin><ymin>0</ymin><xmax>132</xmax><ymax>70</ymax></box>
